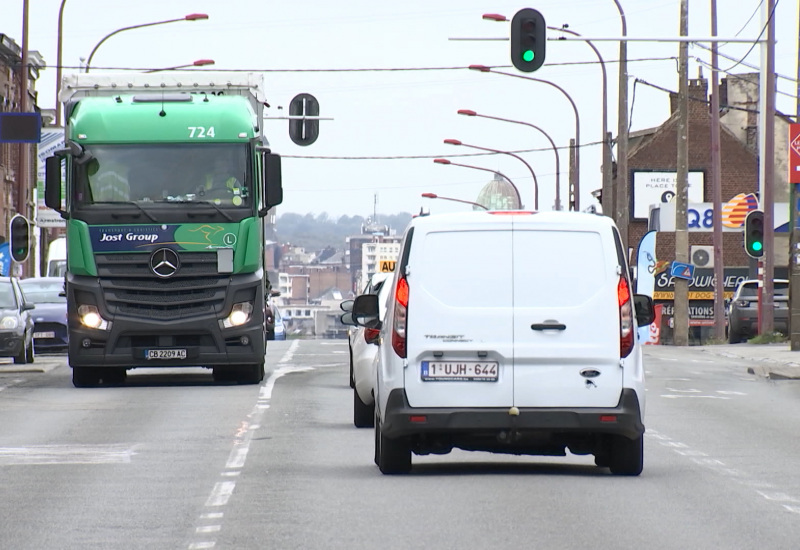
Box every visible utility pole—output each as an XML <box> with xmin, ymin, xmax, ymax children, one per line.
<box><xmin>18</xmin><ymin>0</ymin><xmax>31</xmax><ymax>278</ymax></box>
<box><xmin>613</xmin><ymin>1</ymin><xmax>629</xmax><ymax>252</ymax></box>
<box><xmin>710</xmin><ymin>0</ymin><xmax>726</xmax><ymax>341</ymax></box>
<box><xmin>759</xmin><ymin>0</ymin><xmax>776</xmax><ymax>335</ymax></box>
<box><xmin>673</xmin><ymin>0</ymin><xmax>690</xmax><ymax>346</ymax></box>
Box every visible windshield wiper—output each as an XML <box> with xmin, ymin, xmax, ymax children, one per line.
<box><xmin>156</xmin><ymin>200</ymin><xmax>233</xmax><ymax>222</ymax></box>
<box><xmin>92</xmin><ymin>201</ymin><xmax>158</xmax><ymax>222</ymax></box>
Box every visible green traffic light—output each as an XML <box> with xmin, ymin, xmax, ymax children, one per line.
<box><xmin>752</xmin><ymin>242</ymin><xmax>763</xmax><ymax>252</ymax></box>
<box><xmin>522</xmin><ymin>50</ymin><xmax>535</xmax><ymax>62</ymax></box>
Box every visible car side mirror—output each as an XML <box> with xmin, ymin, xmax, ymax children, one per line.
<box><xmin>340</xmin><ymin>299</ymin><xmax>354</xmax><ymax>313</ymax></box>
<box><xmin>633</xmin><ymin>294</ymin><xmax>654</xmax><ymax>326</ymax></box>
<box><xmin>22</xmin><ymin>303</ymin><xmax>35</xmax><ymax>311</ymax></box>
<box><xmin>353</xmin><ymin>294</ymin><xmax>379</xmax><ymax>328</ymax></box>
<box><xmin>340</xmin><ymin>312</ymin><xmax>356</xmax><ymax>326</ymax></box>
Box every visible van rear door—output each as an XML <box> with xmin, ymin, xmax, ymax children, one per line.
<box><xmin>402</xmin><ymin>222</ymin><xmax>515</xmax><ymax>408</ymax></box>
<box><xmin>511</xmin><ymin>222</ymin><xmax>623</xmax><ymax>408</ymax></box>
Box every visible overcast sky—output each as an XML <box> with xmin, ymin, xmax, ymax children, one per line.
<box><xmin>7</xmin><ymin>0</ymin><xmax>799</xmax><ymax>219</ymax></box>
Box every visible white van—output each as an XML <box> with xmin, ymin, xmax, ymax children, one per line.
<box><xmin>352</xmin><ymin>211</ymin><xmax>654</xmax><ymax>475</ymax></box>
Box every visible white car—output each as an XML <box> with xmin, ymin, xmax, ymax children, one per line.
<box><xmin>352</xmin><ymin>211</ymin><xmax>655</xmax><ymax>475</ymax></box>
<box><xmin>341</xmin><ymin>272</ymin><xmax>393</xmax><ymax>427</ymax></box>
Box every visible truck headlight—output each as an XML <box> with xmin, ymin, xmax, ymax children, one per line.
<box><xmin>222</xmin><ymin>302</ymin><xmax>253</xmax><ymax>328</ymax></box>
<box><xmin>0</xmin><ymin>316</ymin><xmax>19</xmax><ymax>330</ymax></box>
<box><xmin>78</xmin><ymin>305</ymin><xmax>112</xmax><ymax>331</ymax></box>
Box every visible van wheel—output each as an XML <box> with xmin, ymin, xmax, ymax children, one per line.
<box><xmin>354</xmin><ymin>389</ymin><xmax>375</xmax><ymax>428</ymax></box>
<box><xmin>376</xmin><ymin>418</ymin><xmax>411</xmax><ymax>474</ymax></box>
<box><xmin>608</xmin><ymin>434</ymin><xmax>643</xmax><ymax>476</ymax></box>
<box><xmin>213</xmin><ymin>367</ymin><xmax>237</xmax><ymax>383</ymax></box>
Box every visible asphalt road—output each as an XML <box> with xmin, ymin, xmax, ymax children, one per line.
<box><xmin>2</xmin><ymin>342</ymin><xmax>800</xmax><ymax>549</ymax></box>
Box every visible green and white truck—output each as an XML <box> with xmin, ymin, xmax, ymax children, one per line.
<box><xmin>45</xmin><ymin>73</ymin><xmax>283</xmax><ymax>387</ymax></box>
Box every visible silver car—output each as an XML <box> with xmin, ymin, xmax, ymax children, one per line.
<box><xmin>727</xmin><ymin>279</ymin><xmax>788</xmax><ymax>344</ymax></box>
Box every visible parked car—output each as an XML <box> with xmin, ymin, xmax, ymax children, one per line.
<box><xmin>340</xmin><ymin>272</ymin><xmax>393</xmax><ymax>428</ymax></box>
<box><xmin>0</xmin><ymin>277</ymin><xmax>36</xmax><ymax>364</ymax></box>
<box><xmin>19</xmin><ymin>277</ymin><xmax>69</xmax><ymax>353</ymax></box>
<box><xmin>727</xmin><ymin>279</ymin><xmax>789</xmax><ymax>344</ymax></box>
<box><xmin>352</xmin><ymin>211</ymin><xmax>654</xmax><ymax>475</ymax></box>
<box><xmin>273</xmin><ymin>306</ymin><xmax>286</xmax><ymax>341</ymax></box>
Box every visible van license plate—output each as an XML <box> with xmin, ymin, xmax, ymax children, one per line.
<box><xmin>146</xmin><ymin>349</ymin><xmax>187</xmax><ymax>360</ymax></box>
<box><xmin>421</xmin><ymin>361</ymin><xmax>499</xmax><ymax>382</ymax></box>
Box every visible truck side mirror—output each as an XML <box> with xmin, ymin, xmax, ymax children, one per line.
<box><xmin>45</xmin><ymin>156</ymin><xmax>66</xmax><ymax>215</ymax></box>
<box><xmin>259</xmin><ymin>152</ymin><xmax>283</xmax><ymax>215</ymax></box>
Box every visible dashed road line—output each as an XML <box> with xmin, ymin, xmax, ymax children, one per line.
<box><xmin>648</xmin><ymin>428</ymin><xmax>799</xmax><ymax>514</ymax></box>
<box><xmin>189</xmin><ymin>340</ymin><xmax>308</xmax><ymax>549</ymax></box>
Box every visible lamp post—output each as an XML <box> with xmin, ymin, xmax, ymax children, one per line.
<box><xmin>481</xmin><ymin>13</ymin><xmax>608</xmax><ymax>216</ymax></box>
<box><xmin>458</xmin><ymin>109</ymin><xmax>559</xmax><ymax>211</ymax></box>
<box><xmin>421</xmin><ymin>193</ymin><xmax>488</xmax><ymax>210</ymax></box>
<box><xmin>468</xmin><ymin>65</ymin><xmax>580</xmax><ymax>211</ymax></box>
<box><xmin>433</xmin><ymin>159</ymin><xmax>522</xmax><ymax>209</ymax></box>
<box><xmin>145</xmin><ymin>59</ymin><xmax>215</xmax><ymax>73</ymax></box>
<box><xmin>85</xmin><ymin>13</ymin><xmax>209</xmax><ymax>72</ymax></box>
<box><xmin>443</xmin><ymin>139</ymin><xmax>538</xmax><ymax>210</ymax></box>
<box><xmin>55</xmin><ymin>0</ymin><xmax>68</xmax><ymax>126</ymax></box>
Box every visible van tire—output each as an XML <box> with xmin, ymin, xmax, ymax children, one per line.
<box><xmin>376</xmin><ymin>419</ymin><xmax>411</xmax><ymax>474</ymax></box>
<box><xmin>608</xmin><ymin>434</ymin><xmax>643</xmax><ymax>476</ymax></box>
<box><xmin>72</xmin><ymin>367</ymin><xmax>101</xmax><ymax>388</ymax></box>
<box><xmin>354</xmin><ymin>389</ymin><xmax>374</xmax><ymax>428</ymax></box>
<box><xmin>237</xmin><ymin>363</ymin><xmax>265</xmax><ymax>385</ymax></box>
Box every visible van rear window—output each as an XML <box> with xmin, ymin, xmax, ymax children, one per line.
<box><xmin>417</xmin><ymin>230</ymin><xmax>514</xmax><ymax>308</ymax></box>
<box><xmin>513</xmin><ymin>230</ymin><xmax>607</xmax><ymax>308</ymax></box>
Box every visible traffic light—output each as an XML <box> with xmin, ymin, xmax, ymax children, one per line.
<box><xmin>9</xmin><ymin>215</ymin><xmax>30</xmax><ymax>263</ymax></box>
<box><xmin>744</xmin><ymin>209</ymin><xmax>764</xmax><ymax>258</ymax></box>
<box><xmin>510</xmin><ymin>8</ymin><xmax>546</xmax><ymax>73</ymax></box>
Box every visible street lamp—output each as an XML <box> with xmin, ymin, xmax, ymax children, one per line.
<box><xmin>421</xmin><ymin>193</ymin><xmax>488</xmax><ymax>210</ymax></box>
<box><xmin>145</xmin><ymin>59</ymin><xmax>215</xmax><ymax>73</ymax></box>
<box><xmin>433</xmin><ymin>159</ymin><xmax>522</xmax><ymax>209</ymax></box>
<box><xmin>468</xmin><ymin>64</ymin><xmax>581</xmax><ymax>211</ymax></box>
<box><xmin>85</xmin><ymin>13</ymin><xmax>209</xmax><ymax>72</ymax></box>
<box><xmin>458</xmin><ymin>109</ymin><xmax>560</xmax><ymax>211</ymax></box>
<box><xmin>443</xmin><ymin>139</ymin><xmax>538</xmax><ymax>210</ymax></box>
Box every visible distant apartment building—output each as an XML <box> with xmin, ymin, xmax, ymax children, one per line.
<box><xmin>359</xmin><ymin>238</ymin><xmax>402</xmax><ymax>291</ymax></box>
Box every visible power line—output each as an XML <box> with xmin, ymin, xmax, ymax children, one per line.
<box><xmin>719</xmin><ymin>0</ymin><xmax>780</xmax><ymax>73</ymax></box>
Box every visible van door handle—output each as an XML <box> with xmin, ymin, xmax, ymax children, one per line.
<box><xmin>531</xmin><ymin>321</ymin><xmax>567</xmax><ymax>331</ymax></box>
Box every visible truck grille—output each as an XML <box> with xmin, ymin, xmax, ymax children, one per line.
<box><xmin>95</xmin><ymin>252</ymin><xmax>228</xmax><ymax>320</ymax></box>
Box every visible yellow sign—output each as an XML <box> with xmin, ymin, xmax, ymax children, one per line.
<box><xmin>380</xmin><ymin>260</ymin><xmax>396</xmax><ymax>272</ymax></box>
<box><xmin>653</xmin><ymin>291</ymin><xmax>734</xmax><ymax>300</ymax></box>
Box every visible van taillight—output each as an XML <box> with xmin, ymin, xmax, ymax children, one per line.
<box><xmin>392</xmin><ymin>276</ymin><xmax>409</xmax><ymax>358</ymax></box>
<box><xmin>618</xmin><ymin>276</ymin><xmax>634</xmax><ymax>358</ymax></box>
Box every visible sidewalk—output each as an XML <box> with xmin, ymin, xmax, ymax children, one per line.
<box><xmin>681</xmin><ymin>343</ymin><xmax>800</xmax><ymax>380</ymax></box>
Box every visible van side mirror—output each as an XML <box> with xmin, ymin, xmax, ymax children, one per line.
<box><xmin>353</xmin><ymin>293</ymin><xmax>380</xmax><ymax>328</ymax></box>
<box><xmin>633</xmin><ymin>294</ymin><xmax>655</xmax><ymax>326</ymax></box>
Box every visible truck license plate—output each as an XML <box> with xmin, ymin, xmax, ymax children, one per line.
<box><xmin>421</xmin><ymin>361</ymin><xmax>499</xmax><ymax>382</ymax></box>
<box><xmin>146</xmin><ymin>349</ymin><xmax>187</xmax><ymax>360</ymax></box>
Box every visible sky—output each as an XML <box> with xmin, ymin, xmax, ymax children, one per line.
<box><xmin>6</xmin><ymin>0</ymin><xmax>799</xmax><ymax>221</ymax></box>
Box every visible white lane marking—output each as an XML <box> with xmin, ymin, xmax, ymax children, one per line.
<box><xmin>205</xmin><ymin>481</ymin><xmax>236</xmax><ymax>507</ymax></box>
<box><xmin>192</xmin><ymin>340</ymin><xmax>309</xmax><ymax>548</ymax></box>
<box><xmin>665</xmin><ymin>387</ymin><xmax>702</xmax><ymax>393</ymax></box>
<box><xmin>0</xmin><ymin>378</ymin><xmax>25</xmax><ymax>392</ymax></box>
<box><xmin>717</xmin><ymin>390</ymin><xmax>747</xmax><ymax>395</ymax></box>
<box><xmin>648</xmin><ymin>429</ymin><xmax>800</xmax><ymax>514</ymax></box>
<box><xmin>0</xmin><ymin>444</ymin><xmax>135</xmax><ymax>465</ymax></box>
<box><xmin>661</xmin><ymin>395</ymin><xmax>731</xmax><ymax>399</ymax></box>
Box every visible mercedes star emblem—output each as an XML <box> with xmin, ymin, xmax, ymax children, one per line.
<box><xmin>150</xmin><ymin>248</ymin><xmax>181</xmax><ymax>278</ymax></box>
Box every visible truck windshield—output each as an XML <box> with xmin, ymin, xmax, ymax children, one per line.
<box><xmin>74</xmin><ymin>143</ymin><xmax>251</xmax><ymax>207</ymax></box>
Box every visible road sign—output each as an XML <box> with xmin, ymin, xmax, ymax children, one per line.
<box><xmin>670</xmin><ymin>261</ymin><xmax>694</xmax><ymax>280</ymax></box>
<box><xmin>790</xmin><ymin>124</ymin><xmax>800</xmax><ymax>184</ymax></box>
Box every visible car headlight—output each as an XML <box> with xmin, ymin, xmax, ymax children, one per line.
<box><xmin>78</xmin><ymin>305</ymin><xmax>112</xmax><ymax>331</ymax></box>
<box><xmin>222</xmin><ymin>302</ymin><xmax>253</xmax><ymax>328</ymax></box>
<box><xmin>0</xmin><ymin>316</ymin><xmax>19</xmax><ymax>330</ymax></box>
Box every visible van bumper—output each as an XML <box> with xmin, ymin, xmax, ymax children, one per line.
<box><xmin>381</xmin><ymin>387</ymin><xmax>644</xmax><ymax>441</ymax></box>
